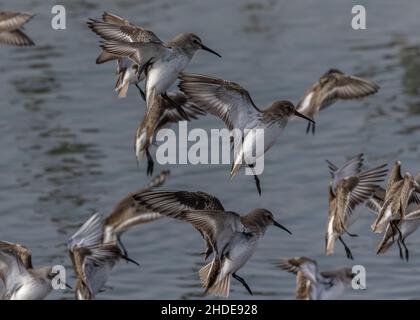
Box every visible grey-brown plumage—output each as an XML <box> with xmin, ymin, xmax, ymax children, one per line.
<box><xmin>0</xmin><ymin>11</ymin><xmax>34</xmax><ymax>46</ymax></box>
<box><xmin>376</xmin><ymin>205</ymin><xmax>420</xmax><ymax>260</ymax></box>
<box><xmin>134</xmin><ymin>190</ymin><xmax>291</xmax><ymax>297</ymax></box>
<box><xmin>134</xmin><ymin>91</ymin><xmax>206</xmax><ymax>175</ymax></box>
<box><xmin>132</xmin><ymin>190</ymin><xmax>224</xmax><ymax>260</ymax></box>
<box><xmin>0</xmin><ymin>241</ymin><xmax>57</xmax><ymax>300</ymax></box>
<box><xmin>178</xmin><ymin>73</ymin><xmax>314</xmax><ymax>195</ymax></box>
<box><xmin>94</xmin><ymin>21</ymin><xmax>221</xmax><ymax>114</ymax></box>
<box><xmin>277</xmin><ymin>257</ymin><xmax>353</xmax><ymax>300</ymax></box>
<box><xmin>296</xmin><ymin>69</ymin><xmax>379</xmax><ymax>134</ymax></box>
<box><xmin>87</xmin><ymin>12</ymin><xmax>162</xmax><ymax>98</ymax></box>
<box><xmin>372</xmin><ymin>161</ymin><xmax>420</xmax><ymax>233</ymax></box>
<box><xmin>325</xmin><ymin>154</ymin><xmax>388</xmax><ymax>259</ymax></box>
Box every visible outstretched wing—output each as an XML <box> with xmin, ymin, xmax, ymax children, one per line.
<box><xmin>87</xmin><ymin>18</ymin><xmax>162</xmax><ymax>43</ymax></box>
<box><xmin>315</xmin><ymin>70</ymin><xmax>379</xmax><ymax>111</ymax></box>
<box><xmin>277</xmin><ymin>257</ymin><xmax>318</xmax><ymax>284</ymax></box>
<box><xmin>326</xmin><ymin>153</ymin><xmax>364</xmax><ymax>194</ymax></box>
<box><xmin>68</xmin><ymin>212</ymin><xmax>103</xmax><ymax>252</ymax></box>
<box><xmin>0</xmin><ymin>11</ymin><xmax>33</xmax><ymax>31</ymax></box>
<box><xmin>337</xmin><ymin>164</ymin><xmax>388</xmax><ymax>221</ymax></box>
<box><xmin>178</xmin><ymin>73</ymin><xmax>261</xmax><ymax>137</ymax></box>
<box><xmin>132</xmin><ymin>190</ymin><xmax>225</xmax><ymax>217</ymax></box>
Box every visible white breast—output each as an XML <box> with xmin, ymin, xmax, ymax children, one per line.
<box><xmin>297</xmin><ymin>92</ymin><xmax>314</xmax><ymax>114</ymax></box>
<box><xmin>10</xmin><ymin>278</ymin><xmax>51</xmax><ymax>300</ymax></box>
<box><xmin>146</xmin><ymin>51</ymin><xmax>190</xmax><ymax>102</ymax></box>
<box><xmin>219</xmin><ymin>234</ymin><xmax>258</xmax><ymax>278</ymax></box>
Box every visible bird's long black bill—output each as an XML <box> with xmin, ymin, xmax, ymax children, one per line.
<box><xmin>294</xmin><ymin>110</ymin><xmax>315</xmax><ymax>124</ymax></box>
<box><xmin>201</xmin><ymin>44</ymin><xmax>222</xmax><ymax>58</ymax></box>
<box><xmin>65</xmin><ymin>283</ymin><xmax>73</xmax><ymax>290</ymax></box>
<box><xmin>273</xmin><ymin>220</ymin><xmax>292</xmax><ymax>235</ymax></box>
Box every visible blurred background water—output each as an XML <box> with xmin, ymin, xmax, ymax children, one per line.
<box><xmin>1</xmin><ymin>0</ymin><xmax>420</xmax><ymax>299</ymax></box>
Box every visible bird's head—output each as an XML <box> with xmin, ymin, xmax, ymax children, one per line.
<box><xmin>173</xmin><ymin>33</ymin><xmax>221</xmax><ymax>58</ymax></box>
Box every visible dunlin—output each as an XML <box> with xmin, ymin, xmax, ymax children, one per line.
<box><xmin>296</xmin><ymin>69</ymin><xmax>379</xmax><ymax>134</ymax></box>
<box><xmin>96</xmin><ymin>23</ymin><xmax>221</xmax><ymax>116</ymax></box>
<box><xmin>376</xmin><ymin>205</ymin><xmax>420</xmax><ymax>261</ymax></box>
<box><xmin>178</xmin><ymin>73</ymin><xmax>314</xmax><ymax>195</ymax></box>
<box><xmin>134</xmin><ymin>190</ymin><xmax>291</xmax><ymax>297</ymax></box>
<box><xmin>87</xmin><ymin>12</ymin><xmax>163</xmax><ymax>99</ymax></box>
<box><xmin>367</xmin><ymin>167</ymin><xmax>420</xmax><ymax>261</ymax></box>
<box><xmin>371</xmin><ymin>161</ymin><xmax>420</xmax><ymax>234</ymax></box>
<box><xmin>277</xmin><ymin>257</ymin><xmax>353</xmax><ymax>300</ymax></box>
<box><xmin>135</xmin><ymin>90</ymin><xmax>206</xmax><ymax>175</ymax></box>
<box><xmin>0</xmin><ymin>241</ymin><xmax>61</xmax><ymax>300</ymax></box>
<box><xmin>0</xmin><ymin>11</ymin><xmax>34</xmax><ymax>46</ymax></box>
<box><xmin>103</xmin><ymin>170</ymin><xmax>170</xmax><ymax>256</ymax></box>
<box><xmin>325</xmin><ymin>154</ymin><xmax>387</xmax><ymax>259</ymax></box>
<box><xmin>68</xmin><ymin>212</ymin><xmax>136</xmax><ymax>300</ymax></box>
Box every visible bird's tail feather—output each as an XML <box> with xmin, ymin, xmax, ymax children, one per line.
<box><xmin>206</xmin><ymin>275</ymin><xmax>231</xmax><ymax>298</ymax></box>
<box><xmin>117</xmin><ymin>82</ymin><xmax>129</xmax><ymax>98</ymax></box>
<box><xmin>96</xmin><ymin>51</ymin><xmax>118</xmax><ymax>64</ymax></box>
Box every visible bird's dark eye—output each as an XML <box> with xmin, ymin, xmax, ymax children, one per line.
<box><xmin>193</xmin><ymin>39</ymin><xmax>199</xmax><ymax>44</ymax></box>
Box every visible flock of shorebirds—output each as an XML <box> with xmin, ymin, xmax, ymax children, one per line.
<box><xmin>1</xmin><ymin>10</ymin><xmax>420</xmax><ymax>301</ymax></box>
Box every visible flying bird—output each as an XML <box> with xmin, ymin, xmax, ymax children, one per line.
<box><xmin>296</xmin><ymin>69</ymin><xmax>379</xmax><ymax>134</ymax></box>
<box><xmin>325</xmin><ymin>154</ymin><xmax>387</xmax><ymax>259</ymax></box>
<box><xmin>277</xmin><ymin>256</ymin><xmax>354</xmax><ymax>300</ymax></box>
<box><xmin>134</xmin><ymin>190</ymin><xmax>291</xmax><ymax>297</ymax></box>
<box><xmin>178</xmin><ymin>73</ymin><xmax>314</xmax><ymax>195</ymax></box>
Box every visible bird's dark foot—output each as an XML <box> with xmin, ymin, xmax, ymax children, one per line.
<box><xmin>121</xmin><ymin>254</ymin><xmax>140</xmax><ymax>267</ymax></box>
<box><xmin>306</xmin><ymin>122</ymin><xmax>316</xmax><ymax>135</ymax></box>
<box><xmin>339</xmin><ymin>236</ymin><xmax>354</xmax><ymax>260</ymax></box>
<box><xmin>344</xmin><ymin>246</ymin><xmax>354</xmax><ymax>260</ymax></box>
<box><xmin>232</xmin><ymin>273</ymin><xmax>253</xmax><ymax>296</ymax></box>
<box><xmin>248</xmin><ymin>164</ymin><xmax>261</xmax><ymax>196</ymax></box>
<box><xmin>146</xmin><ymin>148</ymin><xmax>154</xmax><ymax>176</ymax></box>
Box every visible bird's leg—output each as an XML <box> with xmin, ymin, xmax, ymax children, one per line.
<box><xmin>135</xmin><ymin>83</ymin><xmax>146</xmax><ymax>101</ymax></box>
<box><xmin>134</xmin><ymin>58</ymin><xmax>153</xmax><ymax>103</ymax></box>
<box><xmin>232</xmin><ymin>273</ymin><xmax>253</xmax><ymax>296</ymax></box>
<box><xmin>338</xmin><ymin>236</ymin><xmax>354</xmax><ymax>260</ymax></box>
<box><xmin>248</xmin><ymin>164</ymin><xmax>262</xmax><ymax>196</ymax></box>
<box><xmin>117</xmin><ymin>236</ymin><xmax>140</xmax><ymax>266</ymax></box>
<box><xmin>337</xmin><ymin>215</ymin><xmax>357</xmax><ymax>238</ymax></box>
<box><xmin>401</xmin><ymin>237</ymin><xmax>409</xmax><ymax>262</ymax></box>
<box><xmin>391</xmin><ymin>221</ymin><xmax>407</xmax><ymax>261</ymax></box>
<box><xmin>117</xmin><ymin>236</ymin><xmax>129</xmax><ymax>260</ymax></box>
<box><xmin>161</xmin><ymin>92</ymin><xmax>190</xmax><ymax>121</ymax></box>
<box><xmin>146</xmin><ymin>148</ymin><xmax>154</xmax><ymax>176</ymax></box>
<box><xmin>305</xmin><ymin>122</ymin><xmax>316</xmax><ymax>135</ymax></box>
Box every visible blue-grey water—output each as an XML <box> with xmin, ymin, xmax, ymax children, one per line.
<box><xmin>1</xmin><ymin>0</ymin><xmax>420</xmax><ymax>299</ymax></box>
